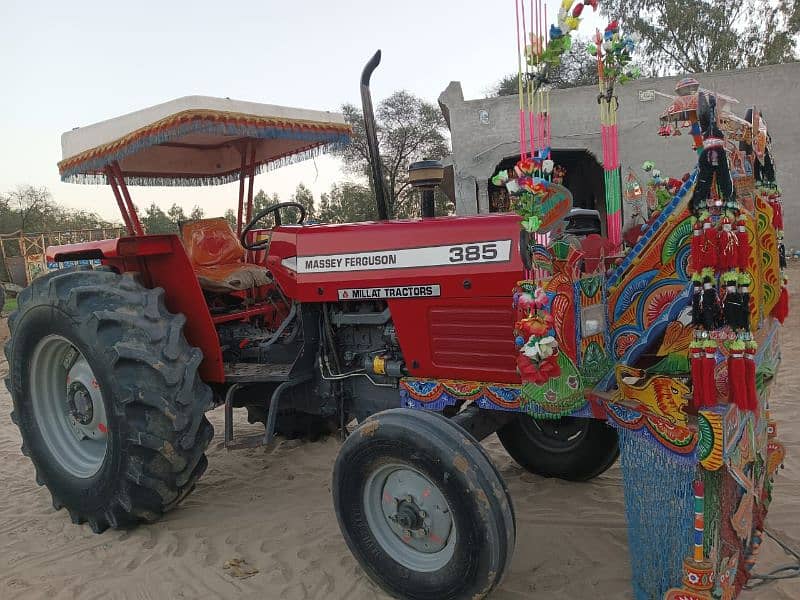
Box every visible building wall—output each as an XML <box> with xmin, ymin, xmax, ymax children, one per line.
<box><xmin>439</xmin><ymin>63</ymin><xmax>800</xmax><ymax>245</ymax></box>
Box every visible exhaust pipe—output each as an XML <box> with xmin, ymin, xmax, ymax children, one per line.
<box><xmin>360</xmin><ymin>50</ymin><xmax>389</xmax><ymax>221</ymax></box>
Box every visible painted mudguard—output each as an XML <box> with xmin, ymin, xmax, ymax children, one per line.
<box><xmin>268</xmin><ymin>213</ymin><xmax>525</xmax><ymax>383</ymax></box>
<box><xmin>47</xmin><ymin>235</ymin><xmax>225</xmax><ymax>382</ymax></box>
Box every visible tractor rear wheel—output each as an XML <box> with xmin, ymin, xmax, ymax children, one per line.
<box><xmin>498</xmin><ymin>415</ymin><xmax>619</xmax><ymax>481</ymax></box>
<box><xmin>333</xmin><ymin>409</ymin><xmax>515</xmax><ymax>600</ymax></box>
<box><xmin>4</xmin><ymin>267</ymin><xmax>214</xmax><ymax>532</ymax></box>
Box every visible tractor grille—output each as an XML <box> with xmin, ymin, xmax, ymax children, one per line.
<box><xmin>428</xmin><ymin>305</ymin><xmax>516</xmax><ymax>374</ymax></box>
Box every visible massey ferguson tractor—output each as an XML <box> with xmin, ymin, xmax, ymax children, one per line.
<box><xmin>4</xmin><ymin>53</ymin><xmax>621</xmax><ymax>599</ymax></box>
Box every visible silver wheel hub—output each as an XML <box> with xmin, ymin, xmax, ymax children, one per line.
<box><xmin>364</xmin><ymin>464</ymin><xmax>456</xmax><ymax>572</ymax></box>
<box><xmin>30</xmin><ymin>335</ymin><xmax>109</xmax><ymax>478</ymax></box>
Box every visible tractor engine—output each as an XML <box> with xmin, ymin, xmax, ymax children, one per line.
<box><xmin>325</xmin><ymin>301</ymin><xmax>406</xmax><ymax>421</ymax></box>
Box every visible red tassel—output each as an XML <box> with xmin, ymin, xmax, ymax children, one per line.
<box><xmin>736</xmin><ymin>215</ymin><xmax>750</xmax><ymax>270</ymax></box>
<box><xmin>727</xmin><ymin>347</ymin><xmax>747</xmax><ymax>410</ymax></box>
<box><xmin>717</xmin><ymin>217</ymin><xmax>738</xmax><ymax>271</ymax></box>
<box><xmin>690</xmin><ymin>342</ymin><xmax>705</xmax><ymax>411</ymax></box>
<box><xmin>700</xmin><ymin>220</ymin><xmax>717</xmax><ymax>270</ymax></box>
<box><xmin>691</xmin><ymin>220</ymin><xmax>703</xmax><ymax>273</ymax></box>
<box><xmin>771</xmin><ymin>196</ymin><xmax>784</xmax><ymax>231</ymax></box>
<box><xmin>772</xmin><ymin>285</ymin><xmax>789</xmax><ymax>324</ymax></box>
<box><xmin>703</xmin><ymin>341</ymin><xmax>718</xmax><ymax>407</ymax></box>
<box><xmin>744</xmin><ymin>342</ymin><xmax>758</xmax><ymax>411</ymax></box>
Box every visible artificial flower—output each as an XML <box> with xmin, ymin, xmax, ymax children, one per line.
<box><xmin>533</xmin><ymin>286</ymin><xmax>548</xmax><ymax>308</ymax></box>
<box><xmin>522</xmin><ymin>215</ymin><xmax>541</xmax><ymax>232</ymax></box>
<box><xmin>564</xmin><ymin>16</ymin><xmax>580</xmax><ymax>31</ymax></box>
<box><xmin>491</xmin><ymin>170</ymin><xmax>509</xmax><ymax>187</ymax></box>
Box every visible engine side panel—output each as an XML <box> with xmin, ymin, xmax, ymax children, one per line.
<box><xmin>268</xmin><ymin>214</ymin><xmax>523</xmax><ymax>383</ymax></box>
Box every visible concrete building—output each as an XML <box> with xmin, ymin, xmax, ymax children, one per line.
<box><xmin>439</xmin><ymin>63</ymin><xmax>800</xmax><ymax>245</ymax></box>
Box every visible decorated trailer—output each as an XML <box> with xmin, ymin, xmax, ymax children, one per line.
<box><xmin>2</xmin><ymin>3</ymin><xmax>787</xmax><ymax>599</ymax></box>
<box><xmin>437</xmin><ymin>2</ymin><xmax>786</xmax><ymax>598</ymax></box>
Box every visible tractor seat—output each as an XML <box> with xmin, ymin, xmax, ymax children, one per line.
<box><xmin>180</xmin><ymin>218</ymin><xmax>271</xmax><ymax>293</ymax></box>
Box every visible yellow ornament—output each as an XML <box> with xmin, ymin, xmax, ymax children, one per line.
<box><xmin>561</xmin><ymin>0</ymin><xmax>573</xmax><ymax>10</ymax></box>
<box><xmin>564</xmin><ymin>16</ymin><xmax>580</xmax><ymax>31</ymax></box>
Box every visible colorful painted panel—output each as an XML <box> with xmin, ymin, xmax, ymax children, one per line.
<box><xmin>755</xmin><ymin>193</ymin><xmax>780</xmax><ymax>317</ymax></box>
<box><xmin>399</xmin><ymin>378</ymin><xmax>521</xmax><ymax>412</ymax></box>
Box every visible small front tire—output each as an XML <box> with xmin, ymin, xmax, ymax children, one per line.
<box><xmin>333</xmin><ymin>408</ymin><xmax>515</xmax><ymax>600</ymax></box>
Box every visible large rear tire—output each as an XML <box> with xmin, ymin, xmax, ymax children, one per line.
<box><xmin>4</xmin><ymin>267</ymin><xmax>214</xmax><ymax>532</ymax></box>
<box><xmin>333</xmin><ymin>408</ymin><xmax>515</xmax><ymax>600</ymax></box>
<box><xmin>498</xmin><ymin>415</ymin><xmax>619</xmax><ymax>481</ymax></box>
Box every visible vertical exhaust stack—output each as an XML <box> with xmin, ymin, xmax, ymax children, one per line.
<box><xmin>360</xmin><ymin>50</ymin><xmax>389</xmax><ymax>221</ymax></box>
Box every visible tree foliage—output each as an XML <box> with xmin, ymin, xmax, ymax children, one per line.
<box><xmin>140</xmin><ymin>202</ymin><xmax>197</xmax><ymax>234</ymax></box>
<box><xmin>601</xmin><ymin>0</ymin><xmax>799</xmax><ymax>74</ymax></box>
<box><xmin>493</xmin><ymin>38</ymin><xmax>601</xmax><ymax>96</ymax></box>
<box><xmin>318</xmin><ymin>183</ymin><xmax>376</xmax><ymax>223</ymax></box>
<box><xmin>0</xmin><ymin>185</ymin><xmax>117</xmax><ymax>234</ymax></box>
<box><xmin>335</xmin><ymin>91</ymin><xmax>451</xmax><ymax>219</ymax></box>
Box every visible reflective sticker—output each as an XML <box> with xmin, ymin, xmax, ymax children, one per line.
<box><xmin>282</xmin><ymin>240</ymin><xmax>512</xmax><ymax>273</ymax></box>
<box><xmin>337</xmin><ymin>285</ymin><xmax>441</xmax><ymax>300</ymax></box>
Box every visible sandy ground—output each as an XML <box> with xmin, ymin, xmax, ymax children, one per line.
<box><xmin>0</xmin><ymin>273</ymin><xmax>798</xmax><ymax>600</ymax></box>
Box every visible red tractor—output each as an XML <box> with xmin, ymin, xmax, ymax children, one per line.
<box><xmin>4</xmin><ymin>53</ymin><xmax>618</xmax><ymax>598</ymax></box>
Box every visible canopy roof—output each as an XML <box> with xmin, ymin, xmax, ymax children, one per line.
<box><xmin>59</xmin><ymin>96</ymin><xmax>351</xmax><ymax>186</ymax></box>
<box><xmin>659</xmin><ymin>90</ymin><xmax>739</xmax><ymax>124</ymax></box>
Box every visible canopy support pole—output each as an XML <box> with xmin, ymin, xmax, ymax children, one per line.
<box><xmin>105</xmin><ymin>166</ymin><xmax>135</xmax><ymax>235</ymax></box>
<box><xmin>236</xmin><ymin>145</ymin><xmax>247</xmax><ymax>236</ymax></box>
<box><xmin>245</xmin><ymin>144</ymin><xmax>257</xmax><ymax>227</ymax></box>
<box><xmin>111</xmin><ymin>161</ymin><xmax>144</xmax><ymax>236</ymax></box>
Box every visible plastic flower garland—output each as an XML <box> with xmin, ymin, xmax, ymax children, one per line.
<box><xmin>587</xmin><ymin>21</ymin><xmax>640</xmax><ymax>84</ymax></box>
<box><xmin>492</xmin><ymin>157</ymin><xmax>558</xmax><ymax>233</ymax></box>
<box><xmin>513</xmin><ymin>281</ymin><xmax>561</xmax><ymax>384</ymax></box>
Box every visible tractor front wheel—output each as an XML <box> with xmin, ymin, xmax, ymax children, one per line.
<box><xmin>498</xmin><ymin>415</ymin><xmax>619</xmax><ymax>481</ymax></box>
<box><xmin>333</xmin><ymin>409</ymin><xmax>515</xmax><ymax>600</ymax></box>
<box><xmin>4</xmin><ymin>267</ymin><xmax>214</xmax><ymax>532</ymax></box>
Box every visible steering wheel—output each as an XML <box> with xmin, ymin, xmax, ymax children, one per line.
<box><xmin>240</xmin><ymin>201</ymin><xmax>306</xmax><ymax>251</ymax></box>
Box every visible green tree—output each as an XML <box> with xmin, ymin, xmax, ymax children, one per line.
<box><xmin>601</xmin><ymin>0</ymin><xmax>799</xmax><ymax>74</ymax></box>
<box><xmin>223</xmin><ymin>208</ymin><xmax>237</xmax><ymax>230</ymax></box>
<box><xmin>190</xmin><ymin>205</ymin><xmax>204</xmax><ymax>220</ymax></box>
<box><xmin>335</xmin><ymin>90</ymin><xmax>450</xmax><ymax>219</ymax></box>
<box><xmin>317</xmin><ymin>183</ymin><xmax>376</xmax><ymax>224</ymax></box>
<box><xmin>289</xmin><ymin>183</ymin><xmax>315</xmax><ymax>221</ymax></box>
<box><xmin>493</xmin><ymin>38</ymin><xmax>601</xmax><ymax>96</ymax></box>
<box><xmin>141</xmin><ymin>203</ymin><xmax>173</xmax><ymax>234</ymax></box>
<box><xmin>167</xmin><ymin>203</ymin><xmax>187</xmax><ymax>229</ymax></box>
<box><xmin>0</xmin><ymin>185</ymin><xmax>116</xmax><ymax>234</ymax></box>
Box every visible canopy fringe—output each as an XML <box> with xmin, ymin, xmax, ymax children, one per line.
<box><xmin>59</xmin><ymin>110</ymin><xmax>351</xmax><ymax>185</ymax></box>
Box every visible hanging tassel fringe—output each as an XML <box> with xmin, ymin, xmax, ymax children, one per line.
<box><xmin>703</xmin><ymin>339</ymin><xmax>718</xmax><ymax>407</ymax></box>
<box><xmin>772</xmin><ymin>283</ymin><xmax>789</xmax><ymax>324</ymax></box>
<box><xmin>727</xmin><ymin>339</ymin><xmax>747</xmax><ymax>411</ymax></box>
<box><xmin>744</xmin><ymin>340</ymin><xmax>758</xmax><ymax>411</ymax></box>
<box><xmin>690</xmin><ymin>339</ymin><xmax>705</xmax><ymax>411</ymax></box>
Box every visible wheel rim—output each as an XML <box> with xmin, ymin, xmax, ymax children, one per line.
<box><xmin>363</xmin><ymin>463</ymin><xmax>456</xmax><ymax>572</ymax></box>
<box><xmin>29</xmin><ymin>335</ymin><xmax>109</xmax><ymax>478</ymax></box>
<box><xmin>522</xmin><ymin>416</ymin><xmax>590</xmax><ymax>454</ymax></box>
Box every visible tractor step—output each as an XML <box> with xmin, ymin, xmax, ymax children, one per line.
<box><xmin>223</xmin><ymin>374</ymin><xmax>312</xmax><ymax>450</ymax></box>
<box><xmin>224</xmin><ymin>362</ymin><xmax>293</xmax><ymax>383</ymax></box>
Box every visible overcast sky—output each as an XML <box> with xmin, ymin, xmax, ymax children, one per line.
<box><xmin>0</xmin><ymin>0</ymin><xmax>603</xmax><ymax>221</ymax></box>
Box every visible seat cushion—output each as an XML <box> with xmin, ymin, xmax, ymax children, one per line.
<box><xmin>182</xmin><ymin>218</ymin><xmax>245</xmax><ymax>267</ymax></box>
<box><xmin>194</xmin><ymin>263</ymin><xmax>271</xmax><ymax>293</ymax></box>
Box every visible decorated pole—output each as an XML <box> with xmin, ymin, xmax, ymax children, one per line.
<box><xmin>692</xmin><ymin>480</ymin><xmax>705</xmax><ymax>564</ymax></box>
<box><xmin>664</xmin><ymin>480</ymin><xmax>714</xmax><ymax>599</ymax></box>
<box><xmin>589</xmin><ymin>21</ymin><xmax>638</xmax><ymax>253</ymax></box>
